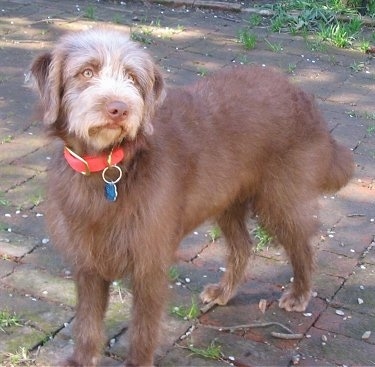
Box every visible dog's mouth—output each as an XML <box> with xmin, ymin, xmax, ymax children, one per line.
<box><xmin>88</xmin><ymin>123</ymin><xmax>124</xmax><ymax>136</ymax></box>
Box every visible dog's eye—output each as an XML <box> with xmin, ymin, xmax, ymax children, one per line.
<box><xmin>82</xmin><ymin>69</ymin><xmax>94</xmax><ymax>78</ymax></box>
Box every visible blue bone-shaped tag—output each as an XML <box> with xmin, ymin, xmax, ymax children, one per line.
<box><xmin>104</xmin><ymin>182</ymin><xmax>118</xmax><ymax>202</ymax></box>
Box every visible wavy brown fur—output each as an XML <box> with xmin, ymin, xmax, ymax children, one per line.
<box><xmin>30</xmin><ymin>27</ymin><xmax>354</xmax><ymax>367</ymax></box>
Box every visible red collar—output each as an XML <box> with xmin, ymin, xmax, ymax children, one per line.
<box><xmin>64</xmin><ymin>146</ymin><xmax>125</xmax><ymax>175</ymax></box>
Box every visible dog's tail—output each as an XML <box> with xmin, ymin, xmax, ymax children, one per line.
<box><xmin>321</xmin><ymin>137</ymin><xmax>354</xmax><ymax>193</ymax></box>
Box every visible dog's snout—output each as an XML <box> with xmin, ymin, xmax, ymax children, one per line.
<box><xmin>106</xmin><ymin>101</ymin><xmax>128</xmax><ymax>120</ymax></box>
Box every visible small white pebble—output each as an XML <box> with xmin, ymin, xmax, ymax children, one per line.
<box><xmin>219</xmin><ymin>267</ymin><xmax>226</xmax><ymax>272</ymax></box>
<box><xmin>228</xmin><ymin>356</ymin><xmax>235</xmax><ymax>361</ymax></box>
<box><xmin>360</xmin><ymin>285</ymin><xmax>365</xmax><ymax>290</ymax></box>
<box><xmin>322</xmin><ymin>342</ymin><xmax>326</xmax><ymax>346</ymax></box>
<box><xmin>336</xmin><ymin>310</ymin><xmax>345</xmax><ymax>316</ymax></box>
<box><xmin>16</xmin><ymin>210</ymin><xmax>20</xmax><ymax>214</ymax></box>
<box><xmin>42</xmin><ymin>238</ymin><xmax>49</xmax><ymax>244</ymax></box>
<box><xmin>290</xmin><ymin>277</ymin><xmax>294</xmax><ymax>283</ymax></box>
<box><xmin>193</xmin><ymin>231</ymin><xmax>198</xmax><ymax>235</ymax></box>
<box><xmin>362</xmin><ymin>331</ymin><xmax>371</xmax><ymax>340</ymax></box>
<box><xmin>321</xmin><ymin>335</ymin><xmax>327</xmax><ymax>342</ymax></box>
<box><xmin>312</xmin><ymin>291</ymin><xmax>318</xmax><ymax>297</ymax></box>
<box><xmin>42</xmin><ymin>290</ymin><xmax>48</xmax><ymax>295</ymax></box>
<box><xmin>110</xmin><ymin>338</ymin><xmax>116</xmax><ymax>346</ymax></box>
<box><xmin>175</xmin><ymin>282</ymin><xmax>181</xmax><ymax>286</ymax></box>
<box><xmin>303</xmin><ymin>313</ymin><xmax>312</xmax><ymax>317</ymax></box>
<box><xmin>358</xmin><ymin>298</ymin><xmax>364</xmax><ymax>304</ymax></box>
<box><xmin>350</xmin><ymin>249</ymin><xmax>355</xmax><ymax>253</ymax></box>
<box><xmin>306</xmin><ymin>334</ymin><xmax>311</xmax><ymax>338</ymax></box>
<box><xmin>185</xmin><ymin>278</ymin><xmax>191</xmax><ymax>283</ymax></box>
<box><xmin>36</xmin><ymin>213</ymin><xmax>43</xmax><ymax>217</ymax></box>
<box><xmin>360</xmin><ymin>265</ymin><xmax>366</xmax><ymax>269</ymax></box>
<box><xmin>370</xmin><ymin>218</ymin><xmax>374</xmax><ymax>222</ymax></box>
<box><xmin>22</xmin><ymin>214</ymin><xmax>28</xmax><ymax>218</ymax></box>
<box><xmin>64</xmin><ymin>322</ymin><xmax>69</xmax><ymax>327</ymax></box>
<box><xmin>7</xmin><ymin>228</ymin><xmax>11</xmax><ymax>232</ymax></box>
<box><xmin>5</xmin><ymin>213</ymin><xmax>11</xmax><ymax>217</ymax></box>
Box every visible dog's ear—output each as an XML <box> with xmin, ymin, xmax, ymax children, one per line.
<box><xmin>153</xmin><ymin>65</ymin><xmax>166</xmax><ymax>107</ymax></box>
<box><xmin>30</xmin><ymin>52</ymin><xmax>62</xmax><ymax>125</ymax></box>
<box><xmin>142</xmin><ymin>65</ymin><xmax>166</xmax><ymax>136</ymax></box>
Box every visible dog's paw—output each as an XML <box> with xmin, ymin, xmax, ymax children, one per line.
<box><xmin>279</xmin><ymin>290</ymin><xmax>311</xmax><ymax>312</ymax></box>
<box><xmin>200</xmin><ymin>283</ymin><xmax>231</xmax><ymax>306</ymax></box>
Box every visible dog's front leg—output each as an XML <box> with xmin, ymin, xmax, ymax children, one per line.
<box><xmin>65</xmin><ymin>270</ymin><xmax>110</xmax><ymax>367</ymax></box>
<box><xmin>126</xmin><ymin>267</ymin><xmax>169</xmax><ymax>367</ymax></box>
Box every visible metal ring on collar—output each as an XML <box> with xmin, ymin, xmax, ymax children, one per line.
<box><xmin>102</xmin><ymin>165</ymin><xmax>123</xmax><ymax>184</ymax></box>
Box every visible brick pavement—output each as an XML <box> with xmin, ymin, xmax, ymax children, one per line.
<box><xmin>0</xmin><ymin>1</ymin><xmax>374</xmax><ymax>366</ymax></box>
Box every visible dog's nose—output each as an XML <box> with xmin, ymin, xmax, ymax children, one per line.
<box><xmin>106</xmin><ymin>101</ymin><xmax>128</xmax><ymax>120</ymax></box>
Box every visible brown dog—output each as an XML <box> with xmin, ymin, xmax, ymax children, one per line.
<box><xmin>30</xmin><ymin>27</ymin><xmax>353</xmax><ymax>366</ymax></box>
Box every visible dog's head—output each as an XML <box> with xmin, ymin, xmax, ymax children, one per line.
<box><xmin>30</xmin><ymin>27</ymin><xmax>165</xmax><ymax>152</ymax></box>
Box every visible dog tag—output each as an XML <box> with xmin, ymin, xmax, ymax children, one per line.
<box><xmin>102</xmin><ymin>165</ymin><xmax>123</xmax><ymax>202</ymax></box>
<box><xmin>104</xmin><ymin>182</ymin><xmax>118</xmax><ymax>202</ymax></box>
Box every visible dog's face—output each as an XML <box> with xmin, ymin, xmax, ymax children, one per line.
<box><xmin>30</xmin><ymin>28</ymin><xmax>165</xmax><ymax>151</ymax></box>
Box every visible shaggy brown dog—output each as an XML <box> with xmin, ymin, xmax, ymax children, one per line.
<box><xmin>30</xmin><ymin>27</ymin><xmax>354</xmax><ymax>366</ymax></box>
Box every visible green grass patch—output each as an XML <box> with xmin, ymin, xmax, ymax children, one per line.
<box><xmin>237</xmin><ymin>29</ymin><xmax>257</xmax><ymax>50</ymax></box>
<box><xmin>2</xmin><ymin>347</ymin><xmax>34</xmax><ymax>366</ymax></box>
<box><xmin>171</xmin><ymin>298</ymin><xmax>200</xmax><ymax>320</ymax></box>
<box><xmin>0</xmin><ymin>310</ymin><xmax>22</xmax><ymax>332</ymax></box>
<box><xmin>253</xmin><ymin>225</ymin><xmax>273</xmax><ymax>252</ymax></box>
<box><xmin>187</xmin><ymin>339</ymin><xmax>223</xmax><ymax>360</ymax></box>
<box><xmin>266</xmin><ymin>0</ymin><xmax>370</xmax><ymax>48</ymax></box>
<box><xmin>207</xmin><ymin>226</ymin><xmax>221</xmax><ymax>242</ymax></box>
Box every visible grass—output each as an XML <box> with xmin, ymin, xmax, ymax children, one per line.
<box><xmin>85</xmin><ymin>6</ymin><xmax>96</xmax><ymax>20</ymax></box>
<box><xmin>0</xmin><ymin>310</ymin><xmax>22</xmax><ymax>332</ymax></box>
<box><xmin>248</xmin><ymin>14</ymin><xmax>263</xmax><ymax>27</ymax></box>
<box><xmin>0</xmin><ymin>193</ymin><xmax>10</xmax><ymax>207</ymax></box>
<box><xmin>197</xmin><ymin>67</ymin><xmax>208</xmax><ymax>77</ymax></box>
<box><xmin>266</xmin><ymin>0</ymin><xmax>371</xmax><ymax>49</ymax></box>
<box><xmin>30</xmin><ymin>192</ymin><xmax>43</xmax><ymax>207</ymax></box>
<box><xmin>131</xmin><ymin>27</ymin><xmax>154</xmax><ymax>44</ymax></box>
<box><xmin>350</xmin><ymin>61</ymin><xmax>366</xmax><ymax>72</ymax></box>
<box><xmin>288</xmin><ymin>63</ymin><xmax>297</xmax><ymax>73</ymax></box>
<box><xmin>172</xmin><ymin>298</ymin><xmax>200</xmax><ymax>320</ymax></box>
<box><xmin>1</xmin><ymin>135</ymin><xmax>14</xmax><ymax>144</ymax></box>
<box><xmin>253</xmin><ymin>225</ymin><xmax>273</xmax><ymax>252</ymax></box>
<box><xmin>207</xmin><ymin>226</ymin><xmax>221</xmax><ymax>242</ymax></box>
<box><xmin>168</xmin><ymin>266</ymin><xmax>180</xmax><ymax>282</ymax></box>
<box><xmin>264</xmin><ymin>39</ymin><xmax>283</xmax><ymax>52</ymax></box>
<box><xmin>187</xmin><ymin>339</ymin><xmax>223</xmax><ymax>360</ymax></box>
<box><xmin>2</xmin><ymin>347</ymin><xmax>34</xmax><ymax>367</ymax></box>
<box><xmin>367</xmin><ymin>124</ymin><xmax>375</xmax><ymax>135</ymax></box>
<box><xmin>237</xmin><ymin>29</ymin><xmax>257</xmax><ymax>50</ymax></box>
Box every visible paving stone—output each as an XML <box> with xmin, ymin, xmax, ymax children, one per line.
<box><xmin>0</xmin><ymin>325</ymin><xmax>46</xmax><ymax>363</ymax></box>
<box><xmin>333</xmin><ymin>263</ymin><xmax>375</xmax><ymax>315</ymax></box>
<box><xmin>178</xmin><ymin>325</ymin><xmax>294</xmax><ymax>366</ymax></box>
<box><xmin>0</xmin><ymin>288</ymin><xmax>73</xmax><ymax>334</ymax></box>
<box><xmin>315</xmin><ymin>306</ymin><xmax>375</xmax><ymax>344</ymax></box>
<box><xmin>0</xmin><ymin>231</ymin><xmax>39</xmax><ymax>259</ymax></box>
<box><xmin>1</xmin><ymin>264</ymin><xmax>76</xmax><ymax>307</ymax></box>
<box><xmin>299</xmin><ymin>326</ymin><xmax>375</xmax><ymax>366</ymax></box>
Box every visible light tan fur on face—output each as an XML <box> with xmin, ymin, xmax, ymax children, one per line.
<box><xmin>31</xmin><ymin>28</ymin><xmax>165</xmax><ymax>152</ymax></box>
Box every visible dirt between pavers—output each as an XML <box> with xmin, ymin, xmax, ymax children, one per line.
<box><xmin>0</xmin><ymin>0</ymin><xmax>374</xmax><ymax>366</ymax></box>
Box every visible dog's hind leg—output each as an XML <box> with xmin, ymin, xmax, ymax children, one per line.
<box><xmin>66</xmin><ymin>270</ymin><xmax>110</xmax><ymax>367</ymax></box>
<box><xmin>200</xmin><ymin>201</ymin><xmax>253</xmax><ymax>306</ymax></box>
<box><xmin>255</xmin><ymin>190</ymin><xmax>317</xmax><ymax>312</ymax></box>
